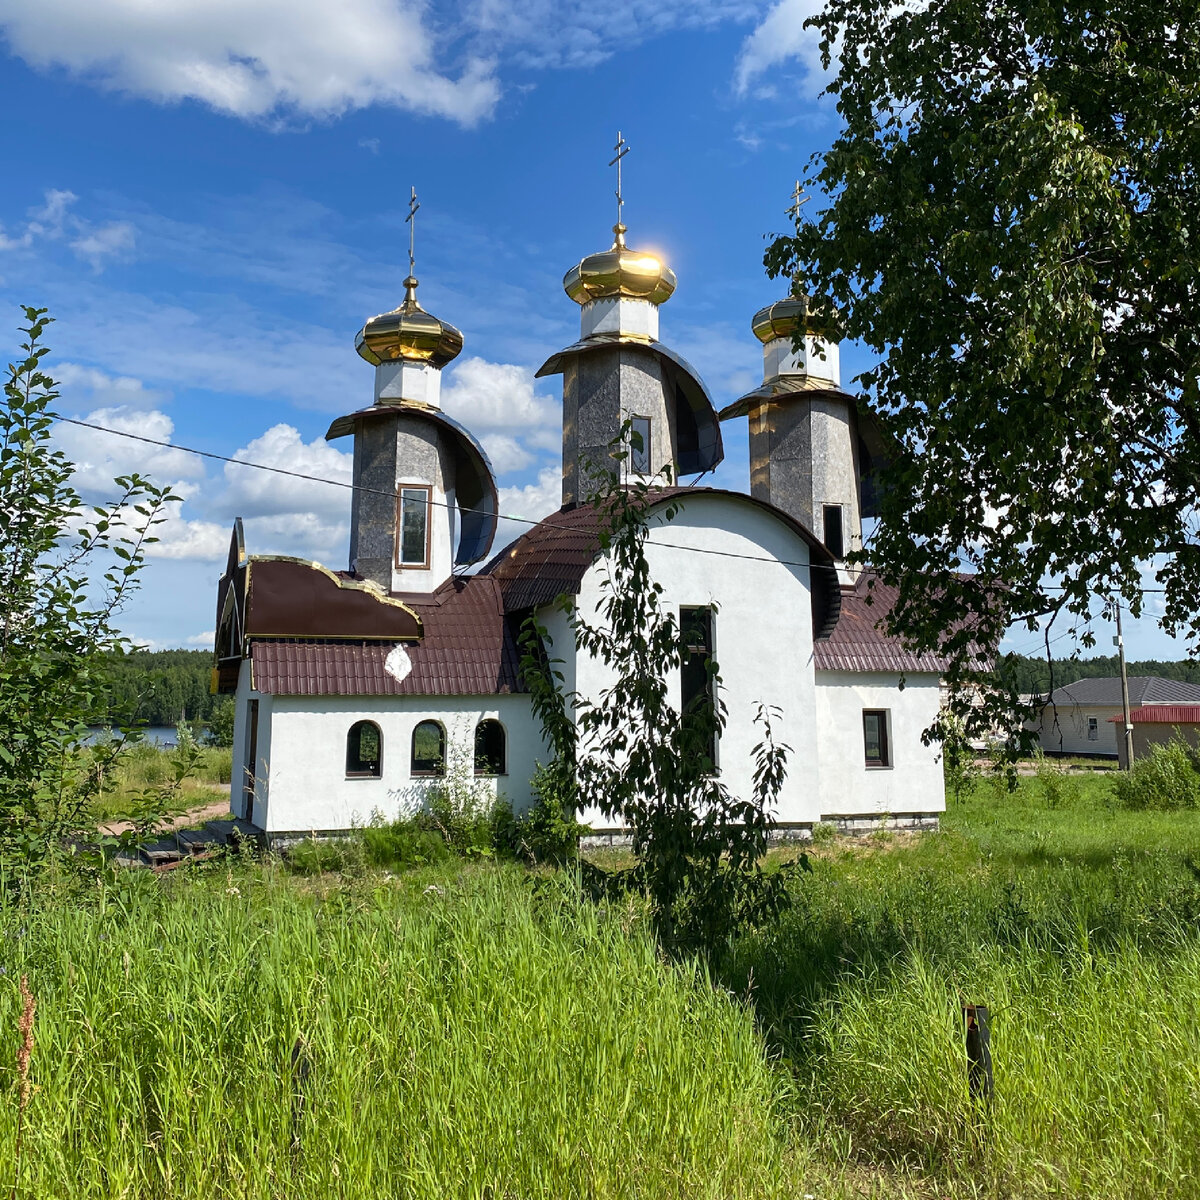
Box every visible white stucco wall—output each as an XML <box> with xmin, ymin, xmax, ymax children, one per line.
<box><xmin>814</xmin><ymin>670</ymin><xmax>945</xmax><ymax>816</ymax></box>
<box><xmin>256</xmin><ymin>693</ymin><xmax>545</xmax><ymax>833</ymax></box>
<box><xmin>545</xmin><ymin>493</ymin><xmax>824</xmax><ymax>829</ymax></box>
<box><xmin>1033</xmin><ymin>703</ymin><xmax>1120</xmax><ymax>757</ymax></box>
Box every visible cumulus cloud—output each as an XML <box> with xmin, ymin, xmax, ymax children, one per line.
<box><xmin>54</xmin><ymin>406</ymin><xmax>206</xmax><ymax>499</ymax></box>
<box><xmin>492</xmin><ymin>465</ymin><xmax>561</xmax><ymax>555</ymax></box>
<box><xmin>0</xmin><ymin>0</ymin><xmax>499</xmax><ymax>125</ymax></box>
<box><xmin>733</xmin><ymin>0</ymin><xmax>827</xmax><ymax>96</ymax></box>
<box><xmin>440</xmin><ymin>355</ymin><xmax>560</xmax><ymax>473</ymax></box>
<box><xmin>218</xmin><ymin>423</ymin><xmax>353</xmax><ymax>522</ymax></box>
<box><xmin>147</xmin><ymin>518</ymin><xmax>229</xmax><ymax>561</ymax></box>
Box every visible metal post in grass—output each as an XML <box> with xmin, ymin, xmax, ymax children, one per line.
<box><xmin>963</xmin><ymin>1004</ymin><xmax>994</xmax><ymax>1106</ymax></box>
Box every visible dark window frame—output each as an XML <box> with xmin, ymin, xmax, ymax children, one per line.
<box><xmin>680</xmin><ymin>605</ymin><xmax>719</xmax><ymax>771</ymax></box>
<box><xmin>473</xmin><ymin>718</ymin><xmax>508</xmax><ymax>776</ymax></box>
<box><xmin>823</xmin><ymin>504</ymin><xmax>845</xmax><ymax>560</ymax></box>
<box><xmin>863</xmin><ymin>709</ymin><xmax>891</xmax><ymax>769</ymax></box>
<box><xmin>396</xmin><ymin>484</ymin><xmax>433</xmax><ymax>569</ymax></box>
<box><xmin>346</xmin><ymin>719</ymin><xmax>383</xmax><ymax>779</ymax></box>
<box><xmin>411</xmin><ymin>719</ymin><xmax>446</xmax><ymax>777</ymax></box>
<box><xmin>629</xmin><ymin>415</ymin><xmax>652</xmax><ymax>475</ymax></box>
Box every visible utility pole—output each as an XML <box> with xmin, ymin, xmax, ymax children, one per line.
<box><xmin>1112</xmin><ymin>597</ymin><xmax>1135</xmax><ymax>769</ymax></box>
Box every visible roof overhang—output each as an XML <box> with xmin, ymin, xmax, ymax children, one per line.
<box><xmin>718</xmin><ymin>379</ymin><xmax>893</xmax><ymax>520</ymax></box>
<box><xmin>536</xmin><ymin>334</ymin><xmax>724</xmax><ymax>476</ymax></box>
<box><xmin>325</xmin><ymin>401</ymin><xmax>499</xmax><ymax>566</ymax></box>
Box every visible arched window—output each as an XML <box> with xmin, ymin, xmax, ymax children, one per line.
<box><xmin>474</xmin><ymin>719</ymin><xmax>507</xmax><ymax>776</ymax></box>
<box><xmin>346</xmin><ymin>721</ymin><xmax>382</xmax><ymax>778</ymax></box>
<box><xmin>411</xmin><ymin>720</ymin><xmax>445</xmax><ymax>776</ymax></box>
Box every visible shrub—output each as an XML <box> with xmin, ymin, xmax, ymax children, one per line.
<box><xmin>1034</xmin><ymin>749</ymin><xmax>1079</xmax><ymax>809</ymax></box>
<box><xmin>496</xmin><ymin>765</ymin><xmax>585</xmax><ymax>865</ymax></box>
<box><xmin>359</xmin><ymin>817</ymin><xmax>449</xmax><ymax>870</ymax></box>
<box><xmin>1113</xmin><ymin>736</ymin><xmax>1200</xmax><ymax>811</ymax></box>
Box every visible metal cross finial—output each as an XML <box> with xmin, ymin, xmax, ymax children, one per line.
<box><xmin>609</xmin><ymin>131</ymin><xmax>630</xmax><ymax>236</ymax></box>
<box><xmin>405</xmin><ymin>186</ymin><xmax>420</xmax><ymax>277</ymax></box>
<box><xmin>787</xmin><ymin>180</ymin><xmax>809</xmax><ymax>224</ymax></box>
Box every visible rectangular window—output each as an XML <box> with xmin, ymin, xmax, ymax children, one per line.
<box><xmin>1087</xmin><ymin>717</ymin><xmax>1098</xmax><ymax>741</ymax></box>
<box><xmin>823</xmin><ymin>504</ymin><xmax>845</xmax><ymax>560</ymax></box>
<box><xmin>863</xmin><ymin>709</ymin><xmax>890</xmax><ymax>768</ymax></box>
<box><xmin>630</xmin><ymin>415</ymin><xmax>652</xmax><ymax>474</ymax></box>
<box><xmin>242</xmin><ymin>698</ymin><xmax>259</xmax><ymax>819</ymax></box>
<box><xmin>397</xmin><ymin>486</ymin><xmax>431</xmax><ymax>567</ymax></box>
<box><xmin>680</xmin><ymin>605</ymin><xmax>718</xmax><ymax>769</ymax></box>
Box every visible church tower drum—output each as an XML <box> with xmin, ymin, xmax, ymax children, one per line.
<box><xmin>538</xmin><ymin>138</ymin><xmax>723</xmax><ymax>505</ymax></box>
<box><xmin>720</xmin><ymin>293</ymin><xmax>883</xmax><ymax>588</ymax></box>
<box><xmin>324</xmin><ymin>197</ymin><xmax>497</xmax><ymax>594</ymax></box>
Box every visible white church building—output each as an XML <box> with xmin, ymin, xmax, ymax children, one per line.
<box><xmin>213</xmin><ymin>215</ymin><xmax>949</xmax><ymax>839</ymax></box>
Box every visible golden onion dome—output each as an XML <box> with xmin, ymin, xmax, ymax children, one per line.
<box><xmin>563</xmin><ymin>224</ymin><xmax>677</xmax><ymax>306</ymax></box>
<box><xmin>355</xmin><ymin>277</ymin><xmax>464</xmax><ymax>368</ymax></box>
<box><xmin>751</xmin><ymin>293</ymin><xmax>840</xmax><ymax>344</ymax></box>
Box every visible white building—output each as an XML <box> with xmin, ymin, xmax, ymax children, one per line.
<box><xmin>1032</xmin><ymin>676</ymin><xmax>1200</xmax><ymax>759</ymax></box>
<box><xmin>214</xmin><ymin>217</ymin><xmax>948</xmax><ymax>839</ymax></box>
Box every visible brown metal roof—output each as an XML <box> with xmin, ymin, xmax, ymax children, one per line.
<box><xmin>250</xmin><ymin>575</ymin><xmax>521</xmax><ymax>697</ymax></box>
<box><xmin>482</xmin><ymin>489</ymin><xmax>842</xmax><ymax>640</ymax></box>
<box><xmin>814</xmin><ymin>573</ymin><xmax>950</xmax><ymax>674</ymax></box>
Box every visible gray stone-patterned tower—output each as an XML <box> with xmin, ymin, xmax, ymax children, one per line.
<box><xmin>324</xmin><ymin>276</ymin><xmax>497</xmax><ymax>593</ymax></box>
<box><xmin>537</xmin><ymin>223</ymin><xmax>723</xmax><ymax>506</ymax></box>
<box><xmin>720</xmin><ymin>294</ymin><xmax>879</xmax><ymax>588</ymax></box>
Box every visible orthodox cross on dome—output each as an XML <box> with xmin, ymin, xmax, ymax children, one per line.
<box><xmin>787</xmin><ymin>179</ymin><xmax>810</xmax><ymax>225</ymax></box>
<box><xmin>609</xmin><ymin>131</ymin><xmax>630</xmax><ymax>246</ymax></box>
<box><xmin>405</xmin><ymin>185</ymin><xmax>420</xmax><ymax>278</ymax></box>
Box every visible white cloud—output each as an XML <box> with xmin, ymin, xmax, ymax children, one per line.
<box><xmin>492</xmin><ymin>465</ymin><xmax>561</xmax><ymax>554</ymax></box>
<box><xmin>218</xmin><ymin>423</ymin><xmax>353</xmax><ymax>522</ymax></box>
<box><xmin>467</xmin><ymin>0</ymin><xmax>756</xmax><ymax>70</ymax></box>
<box><xmin>440</xmin><ymin>355</ymin><xmax>560</xmax><ymax>473</ymax></box>
<box><xmin>0</xmin><ymin>189</ymin><xmax>136</xmax><ymax>271</ymax></box>
<box><xmin>733</xmin><ymin>0</ymin><xmax>827</xmax><ymax>96</ymax></box>
<box><xmin>54</xmin><ymin>405</ymin><xmax>206</xmax><ymax>499</ymax></box>
<box><xmin>147</xmin><ymin>518</ymin><xmax>229</xmax><ymax>561</ymax></box>
<box><xmin>0</xmin><ymin>0</ymin><xmax>499</xmax><ymax>125</ymax></box>
<box><xmin>71</xmin><ymin>221</ymin><xmax>135</xmax><ymax>270</ymax></box>
<box><xmin>55</xmin><ymin>362</ymin><xmax>169</xmax><ymax>410</ymax></box>
<box><xmin>187</xmin><ymin>630</ymin><xmax>216</xmax><ymax>646</ymax></box>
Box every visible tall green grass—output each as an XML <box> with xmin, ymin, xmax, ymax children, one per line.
<box><xmin>728</xmin><ymin>777</ymin><xmax>1200</xmax><ymax>1198</ymax></box>
<box><xmin>0</xmin><ymin>864</ymin><xmax>791</xmax><ymax>1199</ymax></box>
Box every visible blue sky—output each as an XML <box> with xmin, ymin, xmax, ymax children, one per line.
<box><xmin>0</xmin><ymin>0</ymin><xmax>1185</xmax><ymax>662</ymax></box>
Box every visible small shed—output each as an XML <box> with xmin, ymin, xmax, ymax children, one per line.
<box><xmin>1108</xmin><ymin>705</ymin><xmax>1200</xmax><ymax>770</ymax></box>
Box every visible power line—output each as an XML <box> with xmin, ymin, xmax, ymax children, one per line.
<box><xmin>55</xmin><ymin>413</ymin><xmax>1172</xmax><ymax>594</ymax></box>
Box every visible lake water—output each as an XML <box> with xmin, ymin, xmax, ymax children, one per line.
<box><xmin>86</xmin><ymin>726</ymin><xmax>183</xmax><ymax>747</ymax></box>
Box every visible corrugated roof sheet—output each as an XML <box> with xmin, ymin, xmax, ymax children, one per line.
<box><xmin>1046</xmin><ymin>677</ymin><xmax>1200</xmax><ymax>708</ymax></box>
<box><xmin>1108</xmin><ymin>705</ymin><xmax>1200</xmax><ymax>724</ymax></box>
<box><xmin>814</xmin><ymin>573</ymin><xmax>950</xmax><ymax>674</ymax></box>
<box><xmin>250</xmin><ymin>575</ymin><xmax>521</xmax><ymax>697</ymax></box>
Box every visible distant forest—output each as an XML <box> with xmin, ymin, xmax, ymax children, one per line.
<box><xmin>1002</xmin><ymin>653</ymin><xmax>1200</xmax><ymax>696</ymax></box>
<box><xmin>99</xmin><ymin>649</ymin><xmax>221</xmax><ymax>727</ymax></box>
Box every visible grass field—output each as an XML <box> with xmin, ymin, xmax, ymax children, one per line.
<box><xmin>2</xmin><ymin>773</ymin><xmax>1198</xmax><ymax>1198</ymax></box>
<box><xmin>89</xmin><ymin>741</ymin><xmax>233</xmax><ymax>823</ymax></box>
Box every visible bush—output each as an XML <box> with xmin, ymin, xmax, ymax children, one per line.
<box><xmin>494</xmin><ymin>766</ymin><xmax>585</xmax><ymax>865</ymax></box>
<box><xmin>360</xmin><ymin>818</ymin><xmax>449</xmax><ymax>870</ymax></box>
<box><xmin>1034</xmin><ymin>749</ymin><xmax>1079</xmax><ymax>809</ymax></box>
<box><xmin>1113</xmin><ymin>736</ymin><xmax>1200</xmax><ymax>811</ymax></box>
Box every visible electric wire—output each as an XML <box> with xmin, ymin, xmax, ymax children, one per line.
<box><xmin>55</xmin><ymin>414</ymin><xmax>1171</xmax><ymax>596</ymax></box>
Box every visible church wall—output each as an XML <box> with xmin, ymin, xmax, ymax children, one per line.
<box><xmin>550</xmin><ymin>493</ymin><xmax>823</xmax><ymax>829</ymax></box>
<box><xmin>814</xmin><ymin>670</ymin><xmax>945</xmax><ymax>817</ymax></box>
<box><xmin>253</xmin><ymin>693</ymin><xmax>545</xmax><ymax>834</ymax></box>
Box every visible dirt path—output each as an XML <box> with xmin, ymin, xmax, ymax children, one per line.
<box><xmin>98</xmin><ymin>788</ymin><xmax>233</xmax><ymax>838</ymax></box>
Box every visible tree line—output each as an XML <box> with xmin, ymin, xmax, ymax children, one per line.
<box><xmin>1001</xmin><ymin>654</ymin><xmax>1200</xmax><ymax>697</ymax></box>
<box><xmin>100</xmin><ymin>649</ymin><xmax>221</xmax><ymax>727</ymax></box>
